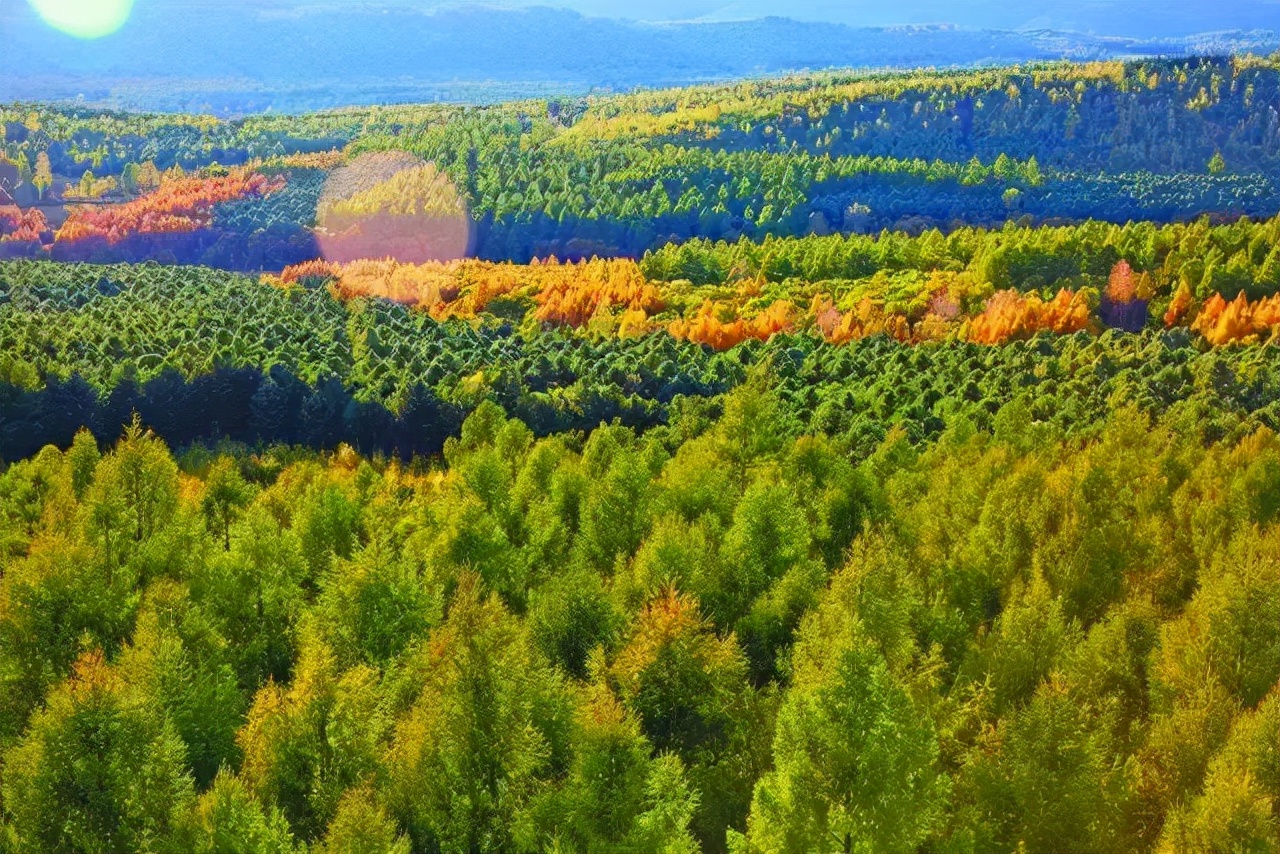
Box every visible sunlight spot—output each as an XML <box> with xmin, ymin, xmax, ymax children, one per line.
<box><xmin>26</xmin><ymin>0</ymin><xmax>134</xmax><ymax>39</ymax></box>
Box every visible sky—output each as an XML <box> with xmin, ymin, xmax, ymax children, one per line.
<box><xmin>12</xmin><ymin>0</ymin><xmax>1280</xmax><ymax>38</ymax></box>
<box><xmin>6</xmin><ymin>0</ymin><xmax>1277</xmax><ymax>110</ymax></box>
<box><xmin>327</xmin><ymin>0</ymin><xmax>1280</xmax><ymax>33</ymax></box>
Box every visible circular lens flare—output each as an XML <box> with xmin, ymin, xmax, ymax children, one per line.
<box><xmin>27</xmin><ymin>0</ymin><xmax>134</xmax><ymax>39</ymax></box>
<box><xmin>316</xmin><ymin>152</ymin><xmax>471</xmax><ymax>266</ymax></box>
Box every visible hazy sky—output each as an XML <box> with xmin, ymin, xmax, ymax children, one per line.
<box><xmin>324</xmin><ymin>0</ymin><xmax>1280</xmax><ymax>32</ymax></box>
<box><xmin>11</xmin><ymin>0</ymin><xmax>1280</xmax><ymax>42</ymax></box>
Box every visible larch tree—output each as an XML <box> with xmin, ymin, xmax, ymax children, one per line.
<box><xmin>32</xmin><ymin>152</ymin><xmax>51</xmax><ymax>200</ymax></box>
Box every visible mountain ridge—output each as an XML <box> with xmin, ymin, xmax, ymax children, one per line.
<box><xmin>2</xmin><ymin>4</ymin><xmax>1277</xmax><ymax>113</ymax></box>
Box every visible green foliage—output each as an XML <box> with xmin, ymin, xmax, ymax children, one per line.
<box><xmin>0</xmin><ymin>374</ymin><xmax>1278</xmax><ymax>851</ymax></box>
<box><xmin>2</xmin><ymin>653</ymin><xmax>194</xmax><ymax>853</ymax></box>
<box><xmin>385</xmin><ymin>577</ymin><xmax>570</xmax><ymax>852</ymax></box>
<box><xmin>735</xmin><ymin>552</ymin><xmax>945</xmax><ymax>854</ymax></box>
<box><xmin>181</xmin><ymin>771</ymin><xmax>296</xmax><ymax>854</ymax></box>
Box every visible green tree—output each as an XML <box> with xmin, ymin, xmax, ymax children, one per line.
<box><xmin>202</xmin><ymin>458</ymin><xmax>254</xmax><ymax>551</ymax></box>
<box><xmin>531</xmin><ymin>683</ymin><xmax>699</xmax><ymax>853</ymax></box>
<box><xmin>118</xmin><ymin>581</ymin><xmax>247</xmax><ymax>789</ymax></box>
<box><xmin>2</xmin><ymin>652</ymin><xmax>194</xmax><ymax>853</ymax></box>
<box><xmin>1157</xmin><ymin>688</ymin><xmax>1280</xmax><ymax>853</ymax></box>
<box><xmin>65</xmin><ymin>428</ymin><xmax>100</xmax><ymax>500</ymax></box>
<box><xmin>180</xmin><ymin>771</ymin><xmax>297</xmax><ymax>854</ymax></box>
<box><xmin>958</xmin><ymin>678</ymin><xmax>1126</xmax><ymax>853</ymax></box>
<box><xmin>189</xmin><ymin>506</ymin><xmax>308</xmax><ymax>691</ymax></box>
<box><xmin>1024</xmin><ymin>155</ymin><xmax>1043</xmax><ymax>186</ymax></box>
<box><xmin>736</xmin><ymin>615</ymin><xmax>945</xmax><ymax>854</ymax></box>
<box><xmin>294</xmin><ymin>483</ymin><xmax>362</xmax><ymax>579</ymax></box>
<box><xmin>120</xmin><ymin>162</ymin><xmax>141</xmax><ymax>195</ymax></box>
<box><xmin>87</xmin><ymin>415</ymin><xmax>180</xmax><ymax>552</ymax></box>
<box><xmin>314</xmin><ymin>787</ymin><xmax>411</xmax><ymax>854</ymax></box>
<box><xmin>313</xmin><ymin>548</ymin><xmax>441</xmax><ymax>669</ymax></box>
<box><xmin>237</xmin><ymin>628</ymin><xmax>384</xmax><ymax>841</ymax></box>
<box><xmin>386</xmin><ymin>576</ymin><xmax>570</xmax><ymax>853</ymax></box>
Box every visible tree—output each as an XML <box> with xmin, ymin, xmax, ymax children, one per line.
<box><xmin>1156</xmin><ymin>688</ymin><xmax>1280</xmax><ymax>853</ymax></box>
<box><xmin>530</xmin><ymin>683</ymin><xmax>699</xmax><ymax>853</ymax></box>
<box><xmin>958</xmin><ymin>679</ymin><xmax>1124</xmax><ymax>853</ymax></box>
<box><xmin>32</xmin><ymin>152</ymin><xmax>51</xmax><ymax>200</ymax></box>
<box><xmin>179</xmin><ymin>771</ymin><xmax>297</xmax><ymax>854</ymax></box>
<box><xmin>67</xmin><ymin>427</ymin><xmax>99</xmax><ymax>500</ymax></box>
<box><xmin>1208</xmin><ymin>151</ymin><xmax>1226</xmax><ymax>174</ymax></box>
<box><xmin>189</xmin><ymin>505</ymin><xmax>308</xmax><ymax>691</ymax></box>
<box><xmin>120</xmin><ymin>162</ymin><xmax>141</xmax><ymax>195</ymax></box>
<box><xmin>710</xmin><ymin>479</ymin><xmax>825</xmax><ymax>681</ymax></box>
<box><xmin>315</xmin><ymin>787</ymin><xmax>411</xmax><ymax>854</ymax></box>
<box><xmin>294</xmin><ymin>483</ymin><xmax>363</xmax><ymax>578</ymax></box>
<box><xmin>386</xmin><ymin>576</ymin><xmax>570</xmax><ymax>853</ymax></box>
<box><xmin>1023</xmin><ymin>155</ymin><xmax>1043</xmax><ymax>186</ymax></box>
<box><xmin>610</xmin><ymin>589</ymin><xmax>748</xmax><ymax>758</ymax></box>
<box><xmin>736</xmin><ymin>618</ymin><xmax>945</xmax><ymax>854</ymax></box>
<box><xmin>237</xmin><ymin>628</ymin><xmax>384</xmax><ymax>841</ymax></box>
<box><xmin>87</xmin><ymin>415</ymin><xmax>180</xmax><ymax>553</ymax></box>
<box><xmin>118</xmin><ymin>581</ymin><xmax>247</xmax><ymax>789</ymax></box>
<box><xmin>313</xmin><ymin>547</ymin><xmax>442</xmax><ymax>669</ymax></box>
<box><xmin>201</xmin><ymin>457</ymin><xmax>254</xmax><ymax>551</ymax></box>
<box><xmin>0</xmin><ymin>534</ymin><xmax>138</xmax><ymax>751</ymax></box>
<box><xmin>528</xmin><ymin>561</ymin><xmax>617</xmax><ymax>679</ymax></box>
<box><xmin>2</xmin><ymin>652</ymin><xmax>194</xmax><ymax>853</ymax></box>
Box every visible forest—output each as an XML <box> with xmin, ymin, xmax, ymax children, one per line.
<box><xmin>1</xmin><ymin>52</ymin><xmax>1279</xmax><ymax>853</ymax></box>
<box><xmin>4</xmin><ymin>56</ymin><xmax>1280</xmax><ymax>266</ymax></box>
<box><xmin>0</xmin><ymin>392</ymin><xmax>1277</xmax><ymax>853</ymax></box>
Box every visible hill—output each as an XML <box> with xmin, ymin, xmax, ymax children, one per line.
<box><xmin>1</xmin><ymin>4</ymin><xmax>1277</xmax><ymax>112</ymax></box>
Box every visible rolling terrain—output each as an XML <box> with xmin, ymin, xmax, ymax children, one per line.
<box><xmin>1</xmin><ymin>50</ymin><xmax>1279</xmax><ymax>854</ymax></box>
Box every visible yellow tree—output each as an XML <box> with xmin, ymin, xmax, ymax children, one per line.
<box><xmin>33</xmin><ymin>152</ymin><xmax>52</xmax><ymax>200</ymax></box>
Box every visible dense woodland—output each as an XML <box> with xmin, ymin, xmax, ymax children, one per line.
<box><xmin>1</xmin><ymin>392</ymin><xmax>1278</xmax><ymax>853</ymax></box>
<box><xmin>1</xmin><ymin>53</ymin><xmax>1280</xmax><ymax>853</ymax></box>
<box><xmin>4</xmin><ymin>55</ymin><xmax>1280</xmax><ymax>266</ymax></box>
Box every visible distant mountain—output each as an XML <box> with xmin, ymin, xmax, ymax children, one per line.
<box><xmin>1</xmin><ymin>3</ymin><xmax>1276</xmax><ymax>113</ymax></box>
<box><xmin>553</xmin><ymin>0</ymin><xmax>1280</xmax><ymax>39</ymax></box>
<box><xmin>181</xmin><ymin>0</ymin><xmax>1280</xmax><ymax>40</ymax></box>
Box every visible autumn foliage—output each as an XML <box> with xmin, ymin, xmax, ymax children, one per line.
<box><xmin>669</xmin><ymin>299</ymin><xmax>794</xmax><ymax>349</ymax></box>
<box><xmin>276</xmin><ymin>256</ymin><xmax>664</xmax><ymax>325</ymax></box>
<box><xmin>1164</xmin><ymin>282</ymin><xmax>1194</xmax><ymax>328</ymax></box>
<box><xmin>274</xmin><ymin>254</ymin><xmax>1276</xmax><ymax>351</ymax></box>
<box><xmin>1106</xmin><ymin>260</ymin><xmax>1137</xmax><ymax>304</ymax></box>
<box><xmin>0</xmin><ymin>205</ymin><xmax>49</xmax><ymax>243</ymax></box>
<box><xmin>532</xmin><ymin>257</ymin><xmax>664</xmax><ymax>328</ymax></box>
<box><xmin>55</xmin><ymin>169</ymin><xmax>284</xmax><ymax>244</ymax></box>
<box><xmin>967</xmin><ymin>288</ymin><xmax>1093</xmax><ymax>344</ymax></box>
<box><xmin>1190</xmin><ymin>291</ymin><xmax>1280</xmax><ymax>345</ymax></box>
<box><xmin>810</xmin><ymin>294</ymin><xmax>945</xmax><ymax>344</ymax></box>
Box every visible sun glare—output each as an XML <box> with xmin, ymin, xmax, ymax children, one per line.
<box><xmin>26</xmin><ymin>0</ymin><xmax>134</xmax><ymax>39</ymax></box>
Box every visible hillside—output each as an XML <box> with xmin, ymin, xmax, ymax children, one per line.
<box><xmin>2</xmin><ymin>50</ymin><xmax>1280</xmax><ymax>854</ymax></box>
<box><xmin>4</xmin><ymin>55</ymin><xmax>1280</xmax><ymax>269</ymax></box>
<box><xmin>1</xmin><ymin>3</ymin><xmax>1277</xmax><ymax>111</ymax></box>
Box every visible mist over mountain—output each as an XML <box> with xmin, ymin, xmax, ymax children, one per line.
<box><xmin>187</xmin><ymin>0</ymin><xmax>1280</xmax><ymax>37</ymax></box>
<box><xmin>2</xmin><ymin>1</ymin><xmax>1277</xmax><ymax>113</ymax></box>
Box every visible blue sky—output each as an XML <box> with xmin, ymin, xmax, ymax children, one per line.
<box><xmin>326</xmin><ymin>0</ymin><xmax>1280</xmax><ymax>32</ymax></box>
<box><xmin>13</xmin><ymin>0</ymin><xmax>1280</xmax><ymax>37</ymax></box>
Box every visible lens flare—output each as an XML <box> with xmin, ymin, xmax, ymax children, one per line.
<box><xmin>316</xmin><ymin>152</ymin><xmax>471</xmax><ymax>265</ymax></box>
<box><xmin>27</xmin><ymin>0</ymin><xmax>135</xmax><ymax>39</ymax></box>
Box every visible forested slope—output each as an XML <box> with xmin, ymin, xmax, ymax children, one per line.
<box><xmin>2</xmin><ymin>52</ymin><xmax>1280</xmax><ymax>854</ymax></box>
<box><xmin>0</xmin><ymin>390</ymin><xmax>1277</xmax><ymax>852</ymax></box>
<box><xmin>5</xmin><ymin>55</ymin><xmax>1280</xmax><ymax>266</ymax></box>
